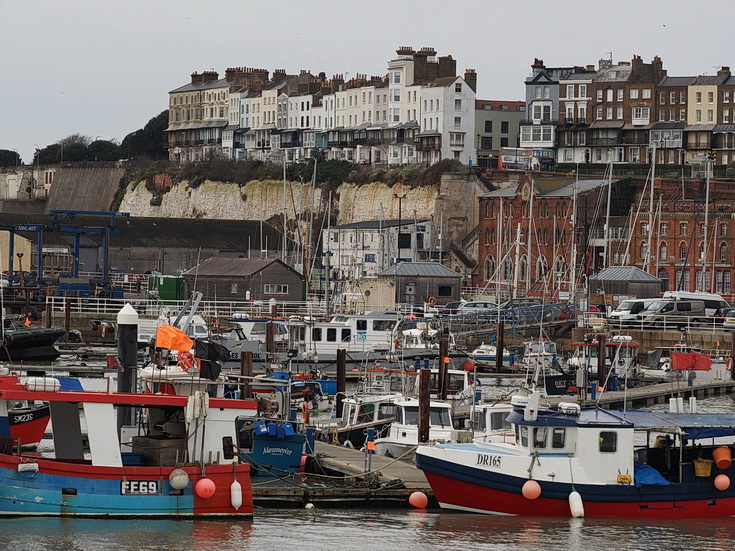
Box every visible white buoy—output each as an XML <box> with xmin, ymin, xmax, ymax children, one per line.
<box><xmin>202</xmin><ymin>392</ymin><xmax>210</xmax><ymax>418</ymax></box>
<box><xmin>669</xmin><ymin>397</ymin><xmax>679</xmax><ymax>413</ymax></box>
<box><xmin>689</xmin><ymin>396</ymin><xmax>697</xmax><ymax>414</ymax></box>
<box><xmin>305</xmin><ymin>502</ymin><xmax>315</xmax><ymax>509</ymax></box>
<box><xmin>185</xmin><ymin>395</ymin><xmax>194</xmax><ymax>424</ymax></box>
<box><xmin>568</xmin><ymin>490</ymin><xmax>585</xmax><ymax>518</ymax></box>
<box><xmin>230</xmin><ymin>479</ymin><xmax>243</xmax><ymax>510</ymax></box>
<box><xmin>193</xmin><ymin>390</ymin><xmax>202</xmax><ymax>419</ymax></box>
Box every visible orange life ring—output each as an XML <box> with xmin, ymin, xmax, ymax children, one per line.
<box><xmin>727</xmin><ymin>358</ymin><xmax>733</xmax><ymax>371</ymax></box>
<box><xmin>179</xmin><ymin>351</ymin><xmax>199</xmax><ymax>372</ymax></box>
<box><xmin>428</xmin><ymin>296</ymin><xmax>436</xmax><ymax>306</ymax></box>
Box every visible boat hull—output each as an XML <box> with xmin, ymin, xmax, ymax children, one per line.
<box><xmin>6</xmin><ymin>405</ymin><xmax>51</xmax><ymax>447</ymax></box>
<box><xmin>0</xmin><ymin>328</ymin><xmax>65</xmax><ymax>362</ymax></box>
<box><xmin>417</xmin><ymin>446</ymin><xmax>735</xmax><ymax>518</ymax></box>
<box><xmin>0</xmin><ymin>455</ymin><xmax>253</xmax><ymax>517</ymax></box>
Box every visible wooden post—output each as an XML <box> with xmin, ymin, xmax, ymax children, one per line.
<box><xmin>597</xmin><ymin>335</ymin><xmax>607</xmax><ymax>390</ymax></box>
<box><xmin>496</xmin><ymin>322</ymin><xmax>505</xmax><ymax>372</ymax></box>
<box><xmin>336</xmin><ymin>349</ymin><xmax>346</xmax><ymax>419</ymax></box>
<box><xmin>240</xmin><ymin>351</ymin><xmax>253</xmax><ymax>399</ymax></box>
<box><xmin>266</xmin><ymin>322</ymin><xmax>276</xmax><ymax>353</ymax></box>
<box><xmin>438</xmin><ymin>339</ymin><xmax>449</xmax><ymax>401</ymax></box>
<box><xmin>418</xmin><ymin>368</ymin><xmax>430</xmax><ymax>444</ymax></box>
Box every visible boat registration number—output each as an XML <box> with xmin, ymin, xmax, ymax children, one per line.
<box><xmin>121</xmin><ymin>480</ymin><xmax>160</xmax><ymax>495</ymax></box>
<box><xmin>476</xmin><ymin>454</ymin><xmax>502</xmax><ymax>468</ymax></box>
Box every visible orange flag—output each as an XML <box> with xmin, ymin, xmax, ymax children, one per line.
<box><xmin>155</xmin><ymin>324</ymin><xmax>193</xmax><ymax>352</ymax></box>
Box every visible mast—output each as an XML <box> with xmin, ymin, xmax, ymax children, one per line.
<box><xmin>644</xmin><ymin>144</ymin><xmax>656</xmax><ymax>273</ymax></box>
<box><xmin>497</xmin><ymin>197</ymin><xmax>503</xmax><ymax>301</ymax></box>
<box><xmin>526</xmin><ymin>179</ymin><xmax>534</xmax><ymax>292</ymax></box>
<box><xmin>703</xmin><ymin>157</ymin><xmax>711</xmax><ymax>291</ymax></box>
<box><xmin>282</xmin><ymin>155</ymin><xmax>287</xmax><ymax>263</ymax></box>
<box><xmin>512</xmin><ymin>224</ymin><xmax>521</xmax><ymax>299</ymax></box>
<box><xmin>602</xmin><ymin>155</ymin><xmax>613</xmax><ymax>269</ymax></box>
<box><xmin>570</xmin><ymin>172</ymin><xmax>578</xmax><ymax>297</ymax></box>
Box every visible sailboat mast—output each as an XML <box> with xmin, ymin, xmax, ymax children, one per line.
<box><xmin>603</xmin><ymin>156</ymin><xmax>613</xmax><ymax>269</ymax></box>
<box><xmin>497</xmin><ymin>197</ymin><xmax>503</xmax><ymax>301</ymax></box>
<box><xmin>570</xmin><ymin>173</ymin><xmax>578</xmax><ymax>296</ymax></box>
<box><xmin>644</xmin><ymin>144</ymin><xmax>656</xmax><ymax>273</ymax></box>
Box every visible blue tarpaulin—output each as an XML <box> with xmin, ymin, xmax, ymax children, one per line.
<box><xmin>634</xmin><ymin>461</ymin><xmax>670</xmax><ymax>487</ymax></box>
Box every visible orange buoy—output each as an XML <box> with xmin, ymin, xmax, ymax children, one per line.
<box><xmin>409</xmin><ymin>491</ymin><xmax>428</xmax><ymax>509</ymax></box>
<box><xmin>522</xmin><ymin>479</ymin><xmax>541</xmax><ymax>500</ymax></box>
<box><xmin>195</xmin><ymin>478</ymin><xmax>216</xmax><ymax>499</ymax></box>
<box><xmin>715</xmin><ymin>474</ymin><xmax>731</xmax><ymax>491</ymax></box>
<box><xmin>713</xmin><ymin>447</ymin><xmax>732</xmax><ymax>470</ymax></box>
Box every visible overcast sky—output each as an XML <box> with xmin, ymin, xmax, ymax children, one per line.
<box><xmin>1</xmin><ymin>0</ymin><xmax>731</xmax><ymax>163</ymax></box>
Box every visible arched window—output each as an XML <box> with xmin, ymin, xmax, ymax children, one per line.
<box><xmin>490</xmin><ymin>228</ymin><xmax>496</xmax><ymax>244</ymax></box>
<box><xmin>544</xmin><ymin>202</ymin><xmax>550</xmax><ymax>218</ymax></box>
<box><xmin>556</xmin><ymin>201</ymin><xmax>562</xmax><ymax>218</ymax></box>
<box><xmin>640</xmin><ymin>241</ymin><xmax>648</xmax><ymax>262</ymax></box>
<box><xmin>485</xmin><ymin>203</ymin><xmax>492</xmax><ymax>218</ymax></box>
<box><xmin>536</xmin><ymin>255</ymin><xmax>549</xmax><ymax>281</ymax></box>
<box><xmin>659</xmin><ymin>241</ymin><xmax>668</xmax><ymax>260</ymax></box>
<box><xmin>679</xmin><ymin>241</ymin><xmax>687</xmax><ymax>260</ymax></box>
<box><xmin>484</xmin><ymin>228</ymin><xmax>490</xmax><ymax>244</ymax></box>
<box><xmin>519</xmin><ymin>254</ymin><xmax>528</xmax><ymax>282</ymax></box>
<box><xmin>562</xmin><ymin>202</ymin><xmax>568</xmax><ymax>218</ymax></box>
<box><xmin>720</xmin><ymin>242</ymin><xmax>728</xmax><ymax>262</ymax></box>
<box><xmin>484</xmin><ymin>255</ymin><xmax>496</xmax><ymax>281</ymax></box>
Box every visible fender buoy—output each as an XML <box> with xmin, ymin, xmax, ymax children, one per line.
<box><xmin>727</xmin><ymin>358</ymin><xmax>733</xmax><ymax>371</ymax></box>
<box><xmin>230</xmin><ymin>479</ymin><xmax>243</xmax><ymax>510</ymax></box>
<box><xmin>427</xmin><ymin>296</ymin><xmax>436</xmax><ymax>306</ymax></box>
<box><xmin>302</xmin><ymin>401</ymin><xmax>310</xmax><ymax>424</ymax></box>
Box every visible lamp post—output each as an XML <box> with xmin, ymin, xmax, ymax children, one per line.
<box><xmin>94</xmin><ymin>135</ymin><xmax>101</xmax><ymax>161</ymax></box>
<box><xmin>33</xmin><ymin>145</ymin><xmax>40</xmax><ymax>198</ymax></box>
<box><xmin>394</xmin><ymin>193</ymin><xmax>406</xmax><ymax>263</ymax></box>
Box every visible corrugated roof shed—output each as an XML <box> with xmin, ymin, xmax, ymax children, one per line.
<box><xmin>589</xmin><ymin>266</ymin><xmax>661</xmax><ymax>282</ymax></box>
<box><xmin>378</xmin><ymin>262</ymin><xmax>460</xmax><ymax>278</ymax></box>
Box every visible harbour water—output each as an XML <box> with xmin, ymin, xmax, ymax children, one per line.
<box><xmin>3</xmin><ymin>507</ymin><xmax>734</xmax><ymax>551</ymax></box>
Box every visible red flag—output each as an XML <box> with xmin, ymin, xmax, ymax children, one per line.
<box><xmin>155</xmin><ymin>324</ymin><xmax>193</xmax><ymax>352</ymax></box>
<box><xmin>670</xmin><ymin>351</ymin><xmax>712</xmax><ymax>371</ymax></box>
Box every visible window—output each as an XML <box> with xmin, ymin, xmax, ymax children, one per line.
<box><xmin>617</xmin><ymin>89</ymin><xmax>623</xmax><ymax>101</ymax></box>
<box><xmin>606</xmin><ymin>107</ymin><xmax>613</xmax><ymax>119</ymax></box>
<box><xmin>661</xmin><ymin>222</ymin><xmax>668</xmax><ymax>236</ymax></box>
<box><xmin>326</xmin><ymin>328</ymin><xmax>337</xmax><ymax>342</ymax></box>
<box><xmin>455</xmin><ymin>82</ymin><xmax>462</xmax><ymax>93</ymax></box>
<box><xmin>696</xmin><ymin>91</ymin><xmax>702</xmax><ymax>104</ymax></box>
<box><xmin>596</xmin><ymin>89</ymin><xmax>603</xmax><ymax>102</ymax></box>
<box><xmin>484</xmin><ymin>120</ymin><xmax>493</xmax><ymax>132</ymax></box>
<box><xmin>721</xmin><ymin>223</ymin><xmax>728</xmax><ymax>237</ymax></box>
<box><xmin>481</xmin><ymin>136</ymin><xmax>492</xmax><ymax>149</ymax></box>
<box><xmin>566</xmin><ymin>85</ymin><xmax>574</xmax><ymax>98</ymax></box>
<box><xmin>231</xmin><ymin>283</ymin><xmax>238</xmax><ymax>294</ymax></box>
<box><xmin>708</xmin><ymin>91</ymin><xmax>714</xmax><ymax>103</ymax></box>
<box><xmin>501</xmin><ymin>121</ymin><xmax>509</xmax><ymax>133</ymax></box>
<box><xmin>552</xmin><ymin>428</ymin><xmax>566</xmax><ymax>448</ymax></box>
<box><xmin>725</xmin><ymin>109</ymin><xmax>730</xmax><ymax>124</ymax></box>
<box><xmin>454</xmin><ymin>116</ymin><xmax>461</xmax><ymax>128</ymax></box>
<box><xmin>455</xmin><ymin>99</ymin><xmax>461</xmax><ymax>110</ymax></box>
<box><xmin>596</xmin><ymin>107</ymin><xmax>602</xmax><ymax>120</ymax></box>
<box><xmin>708</xmin><ymin>109</ymin><xmax>714</xmax><ymax>123</ymax></box>
<box><xmin>680</xmin><ymin>222</ymin><xmax>688</xmax><ymax>236</ymax></box>
<box><xmin>725</xmin><ymin>91</ymin><xmax>731</xmax><ymax>103</ymax></box>
<box><xmin>599</xmin><ymin>431</ymin><xmax>617</xmax><ymax>453</ymax></box>
<box><xmin>617</xmin><ymin>107</ymin><xmax>623</xmax><ymax>119</ymax></box>
<box><xmin>642</xmin><ymin>89</ymin><xmax>651</xmax><ymax>99</ymax></box>
<box><xmin>630</xmin><ymin>89</ymin><xmax>639</xmax><ymax>99</ymax></box>
<box><xmin>533</xmin><ymin>427</ymin><xmax>547</xmax><ymax>449</ymax></box>
<box><xmin>264</xmin><ymin>284</ymin><xmax>288</xmax><ymax>294</ymax></box>
<box><xmin>721</xmin><ymin>243</ymin><xmax>728</xmax><ymax>262</ymax></box>
<box><xmin>312</xmin><ymin>327</ymin><xmax>322</xmax><ymax>341</ymax></box>
<box><xmin>500</xmin><ymin>137</ymin><xmax>509</xmax><ymax>147</ymax></box>
<box><xmin>680</xmin><ymin>242</ymin><xmax>687</xmax><ymax>260</ymax></box>
<box><xmin>659</xmin><ymin>243</ymin><xmax>667</xmax><ymax>259</ymax></box>
<box><xmin>606</xmin><ymin>89</ymin><xmax>613</xmax><ymax>102</ymax></box>
<box><xmin>579</xmin><ymin>84</ymin><xmax>586</xmax><ymax>97</ymax></box>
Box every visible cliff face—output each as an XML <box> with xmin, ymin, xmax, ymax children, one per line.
<box><xmin>119</xmin><ymin>178</ymin><xmax>441</xmax><ymax>225</ymax></box>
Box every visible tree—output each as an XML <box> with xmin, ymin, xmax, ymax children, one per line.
<box><xmin>120</xmin><ymin>110</ymin><xmax>169</xmax><ymax>160</ymax></box>
<box><xmin>89</xmin><ymin>139</ymin><xmax>120</xmax><ymax>162</ymax></box>
<box><xmin>0</xmin><ymin>149</ymin><xmax>21</xmax><ymax>167</ymax></box>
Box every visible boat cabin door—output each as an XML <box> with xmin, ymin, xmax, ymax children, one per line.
<box><xmin>404</xmin><ymin>282</ymin><xmax>416</xmax><ymax>304</ymax></box>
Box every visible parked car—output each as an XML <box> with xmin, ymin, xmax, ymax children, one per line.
<box><xmin>440</xmin><ymin>301</ymin><xmax>465</xmax><ymax>315</ymax></box>
<box><xmin>722</xmin><ymin>308</ymin><xmax>735</xmax><ymax>329</ymax></box>
<box><xmin>456</xmin><ymin>301</ymin><xmax>499</xmax><ymax>314</ymax></box>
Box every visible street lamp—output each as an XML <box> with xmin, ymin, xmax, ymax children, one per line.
<box><xmin>394</xmin><ymin>193</ymin><xmax>406</xmax><ymax>263</ymax></box>
<box><xmin>94</xmin><ymin>135</ymin><xmax>101</xmax><ymax>161</ymax></box>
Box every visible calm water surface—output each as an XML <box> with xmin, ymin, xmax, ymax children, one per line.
<box><xmin>2</xmin><ymin>509</ymin><xmax>734</xmax><ymax>551</ymax></box>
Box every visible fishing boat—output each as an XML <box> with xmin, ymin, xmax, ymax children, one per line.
<box><xmin>641</xmin><ymin>344</ymin><xmax>730</xmax><ymax>383</ymax></box>
<box><xmin>0</xmin><ymin>375</ymin><xmax>51</xmax><ymax>448</ymax></box>
<box><xmin>373</xmin><ymin>397</ymin><xmax>457</xmax><ymax>459</ymax></box>
<box><xmin>0</xmin><ymin>373</ymin><xmax>256</xmax><ymax>516</ymax></box>
<box><xmin>326</xmin><ymin>392</ymin><xmax>401</xmax><ymax>449</ymax></box>
<box><xmin>0</xmin><ymin>313</ymin><xmax>65</xmax><ymax>362</ymax></box>
<box><xmin>416</xmin><ymin>390</ymin><xmax>735</xmax><ymax>518</ymax></box>
<box><xmin>469</xmin><ymin>343</ymin><xmax>514</xmax><ymax>371</ymax></box>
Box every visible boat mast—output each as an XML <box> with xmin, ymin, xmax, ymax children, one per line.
<box><xmin>644</xmin><ymin>143</ymin><xmax>656</xmax><ymax>273</ymax></box>
<box><xmin>570</xmin><ymin>171</ymin><xmax>578</xmax><ymax>297</ymax></box>
<box><xmin>497</xmin><ymin>197</ymin><xmax>503</xmax><ymax>301</ymax></box>
<box><xmin>602</xmin><ymin>155</ymin><xmax>613</xmax><ymax>269</ymax></box>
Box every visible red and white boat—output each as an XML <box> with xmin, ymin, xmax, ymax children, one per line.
<box><xmin>0</xmin><ymin>376</ymin><xmax>50</xmax><ymax>448</ymax></box>
<box><xmin>416</xmin><ymin>390</ymin><xmax>735</xmax><ymax>518</ymax></box>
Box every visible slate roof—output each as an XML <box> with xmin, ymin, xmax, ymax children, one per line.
<box><xmin>589</xmin><ymin>265</ymin><xmax>661</xmax><ymax>282</ymax></box>
<box><xmin>378</xmin><ymin>262</ymin><xmax>460</xmax><ymax>278</ymax></box>
<box><xmin>182</xmin><ymin>257</ymin><xmax>302</xmax><ymax>278</ymax></box>
<box><xmin>659</xmin><ymin>76</ymin><xmax>696</xmax><ymax>87</ymax></box>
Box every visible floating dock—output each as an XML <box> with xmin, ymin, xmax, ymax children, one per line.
<box><xmin>252</xmin><ymin>441</ymin><xmax>434</xmax><ymax>508</ymax></box>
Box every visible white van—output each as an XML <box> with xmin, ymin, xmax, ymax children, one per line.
<box><xmin>609</xmin><ymin>298</ymin><xmax>657</xmax><ymax>326</ymax></box>
<box><xmin>661</xmin><ymin>291</ymin><xmax>729</xmax><ymax>317</ymax></box>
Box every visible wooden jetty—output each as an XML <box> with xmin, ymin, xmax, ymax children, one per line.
<box><xmin>252</xmin><ymin>441</ymin><xmax>434</xmax><ymax>508</ymax></box>
<box><xmin>548</xmin><ymin>378</ymin><xmax>735</xmax><ymax>409</ymax></box>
